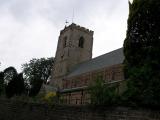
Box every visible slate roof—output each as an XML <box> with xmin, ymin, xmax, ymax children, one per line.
<box><xmin>67</xmin><ymin>48</ymin><xmax>124</xmax><ymax>78</ymax></box>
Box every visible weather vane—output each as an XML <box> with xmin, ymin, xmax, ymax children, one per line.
<box><xmin>65</xmin><ymin>8</ymin><xmax>75</xmax><ymax>27</ymax></box>
<box><xmin>65</xmin><ymin>20</ymin><xmax>69</xmax><ymax>27</ymax></box>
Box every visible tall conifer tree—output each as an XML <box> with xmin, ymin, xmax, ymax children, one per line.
<box><xmin>123</xmin><ymin>0</ymin><xmax>160</xmax><ymax>107</ymax></box>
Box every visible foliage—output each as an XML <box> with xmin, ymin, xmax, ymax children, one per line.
<box><xmin>3</xmin><ymin>67</ymin><xmax>25</xmax><ymax>98</ymax></box>
<box><xmin>0</xmin><ymin>72</ymin><xmax>4</xmax><ymax>95</ymax></box>
<box><xmin>89</xmin><ymin>77</ymin><xmax>118</xmax><ymax>106</ymax></box>
<box><xmin>3</xmin><ymin>66</ymin><xmax>18</xmax><ymax>84</ymax></box>
<box><xmin>123</xmin><ymin>0</ymin><xmax>160</xmax><ymax>107</ymax></box>
<box><xmin>43</xmin><ymin>92</ymin><xmax>57</xmax><ymax>104</ymax></box>
<box><xmin>22</xmin><ymin>57</ymin><xmax>54</xmax><ymax>96</ymax></box>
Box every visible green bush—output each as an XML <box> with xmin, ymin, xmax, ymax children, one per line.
<box><xmin>42</xmin><ymin>92</ymin><xmax>57</xmax><ymax>105</ymax></box>
<box><xmin>89</xmin><ymin>77</ymin><xmax>118</xmax><ymax>106</ymax></box>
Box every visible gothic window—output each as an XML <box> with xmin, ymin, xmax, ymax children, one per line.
<box><xmin>63</xmin><ymin>36</ymin><xmax>67</xmax><ymax>48</ymax></box>
<box><xmin>78</xmin><ymin>36</ymin><xmax>84</xmax><ymax>48</ymax></box>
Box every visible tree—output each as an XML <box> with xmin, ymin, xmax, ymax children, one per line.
<box><xmin>15</xmin><ymin>73</ymin><xmax>25</xmax><ymax>95</ymax></box>
<box><xmin>123</xmin><ymin>0</ymin><xmax>160</xmax><ymax>107</ymax></box>
<box><xmin>3</xmin><ymin>67</ymin><xmax>18</xmax><ymax>85</ymax></box>
<box><xmin>0</xmin><ymin>72</ymin><xmax>4</xmax><ymax>95</ymax></box>
<box><xmin>89</xmin><ymin>77</ymin><xmax>118</xmax><ymax>106</ymax></box>
<box><xmin>22</xmin><ymin>57</ymin><xmax>54</xmax><ymax>96</ymax></box>
<box><xmin>3</xmin><ymin>67</ymin><xmax>25</xmax><ymax>98</ymax></box>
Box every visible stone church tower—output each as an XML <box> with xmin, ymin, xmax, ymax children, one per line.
<box><xmin>50</xmin><ymin>23</ymin><xmax>94</xmax><ymax>89</ymax></box>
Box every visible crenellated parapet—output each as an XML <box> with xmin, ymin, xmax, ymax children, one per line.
<box><xmin>60</xmin><ymin>23</ymin><xmax>94</xmax><ymax>35</ymax></box>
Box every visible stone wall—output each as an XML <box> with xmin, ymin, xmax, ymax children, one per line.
<box><xmin>0</xmin><ymin>99</ymin><xmax>160</xmax><ymax>120</ymax></box>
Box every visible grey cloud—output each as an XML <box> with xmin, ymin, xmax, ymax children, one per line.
<box><xmin>0</xmin><ymin>0</ymin><xmax>128</xmax><ymax>72</ymax></box>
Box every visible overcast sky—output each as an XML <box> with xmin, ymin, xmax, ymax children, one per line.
<box><xmin>0</xmin><ymin>0</ymin><xmax>129</xmax><ymax>72</ymax></box>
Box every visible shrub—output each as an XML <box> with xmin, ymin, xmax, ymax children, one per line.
<box><xmin>43</xmin><ymin>92</ymin><xmax>57</xmax><ymax>104</ymax></box>
<box><xmin>89</xmin><ymin>77</ymin><xmax>118</xmax><ymax>106</ymax></box>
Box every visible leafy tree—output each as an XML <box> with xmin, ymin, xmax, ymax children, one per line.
<box><xmin>3</xmin><ymin>67</ymin><xmax>17</xmax><ymax>84</ymax></box>
<box><xmin>15</xmin><ymin>73</ymin><xmax>25</xmax><ymax>95</ymax></box>
<box><xmin>89</xmin><ymin>77</ymin><xmax>118</xmax><ymax>106</ymax></box>
<box><xmin>0</xmin><ymin>72</ymin><xmax>4</xmax><ymax>95</ymax></box>
<box><xmin>22</xmin><ymin>57</ymin><xmax>54</xmax><ymax>96</ymax></box>
<box><xmin>123</xmin><ymin>0</ymin><xmax>160</xmax><ymax>107</ymax></box>
<box><xmin>4</xmin><ymin>67</ymin><xmax>25</xmax><ymax>98</ymax></box>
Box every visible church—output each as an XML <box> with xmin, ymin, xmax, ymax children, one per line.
<box><xmin>50</xmin><ymin>23</ymin><xmax>125</xmax><ymax>105</ymax></box>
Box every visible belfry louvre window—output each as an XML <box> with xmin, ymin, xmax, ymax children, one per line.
<box><xmin>78</xmin><ymin>37</ymin><xmax>84</xmax><ymax>48</ymax></box>
<box><xmin>63</xmin><ymin>36</ymin><xmax>67</xmax><ymax>48</ymax></box>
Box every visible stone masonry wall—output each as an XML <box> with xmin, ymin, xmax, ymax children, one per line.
<box><xmin>0</xmin><ymin>99</ymin><xmax>160</xmax><ymax>120</ymax></box>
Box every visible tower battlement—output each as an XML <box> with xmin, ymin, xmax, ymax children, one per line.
<box><xmin>60</xmin><ymin>23</ymin><xmax>94</xmax><ymax>35</ymax></box>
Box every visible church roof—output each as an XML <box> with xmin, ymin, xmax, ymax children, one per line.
<box><xmin>67</xmin><ymin>48</ymin><xmax>124</xmax><ymax>78</ymax></box>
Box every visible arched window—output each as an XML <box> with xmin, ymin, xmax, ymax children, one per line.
<box><xmin>78</xmin><ymin>37</ymin><xmax>84</xmax><ymax>48</ymax></box>
<box><xmin>63</xmin><ymin>36</ymin><xmax>67</xmax><ymax>48</ymax></box>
